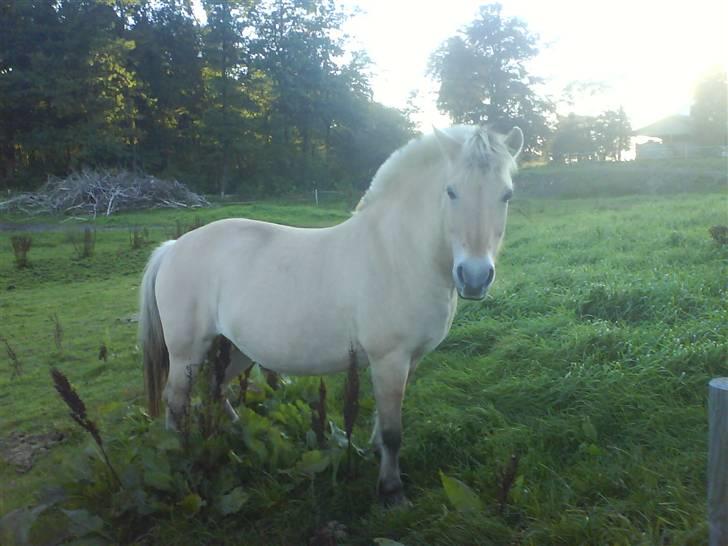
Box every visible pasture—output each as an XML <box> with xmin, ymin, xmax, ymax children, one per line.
<box><xmin>0</xmin><ymin>163</ymin><xmax>726</xmax><ymax>545</ymax></box>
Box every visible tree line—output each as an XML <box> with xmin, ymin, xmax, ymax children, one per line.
<box><xmin>0</xmin><ymin>0</ymin><xmax>416</xmax><ymax>195</ymax></box>
<box><xmin>3</xmin><ymin>2</ymin><xmax>724</xmax><ymax>195</ymax></box>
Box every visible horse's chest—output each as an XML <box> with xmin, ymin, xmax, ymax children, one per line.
<box><xmin>417</xmin><ymin>293</ymin><xmax>458</xmax><ymax>353</ymax></box>
<box><xmin>362</xmin><ymin>290</ymin><xmax>457</xmax><ymax>358</ymax></box>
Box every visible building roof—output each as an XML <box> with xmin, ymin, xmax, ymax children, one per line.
<box><xmin>634</xmin><ymin>115</ymin><xmax>693</xmax><ymax>137</ymax></box>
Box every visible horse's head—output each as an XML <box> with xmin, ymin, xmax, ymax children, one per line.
<box><xmin>434</xmin><ymin>126</ymin><xmax>523</xmax><ymax>300</ymax></box>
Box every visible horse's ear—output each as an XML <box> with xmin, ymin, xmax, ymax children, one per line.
<box><xmin>505</xmin><ymin>126</ymin><xmax>524</xmax><ymax>159</ymax></box>
<box><xmin>433</xmin><ymin>127</ymin><xmax>461</xmax><ymax>162</ymax></box>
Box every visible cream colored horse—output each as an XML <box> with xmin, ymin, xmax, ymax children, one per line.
<box><xmin>139</xmin><ymin>125</ymin><xmax>523</xmax><ymax>504</ymax></box>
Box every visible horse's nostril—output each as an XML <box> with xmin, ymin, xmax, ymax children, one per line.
<box><xmin>485</xmin><ymin>266</ymin><xmax>495</xmax><ymax>286</ymax></box>
<box><xmin>456</xmin><ymin>264</ymin><xmax>465</xmax><ymax>285</ymax></box>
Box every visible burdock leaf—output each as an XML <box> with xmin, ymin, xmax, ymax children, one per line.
<box><xmin>296</xmin><ymin>450</ymin><xmax>330</xmax><ymax>477</ymax></box>
<box><xmin>61</xmin><ymin>509</ymin><xmax>104</xmax><ymax>537</ymax></box>
<box><xmin>178</xmin><ymin>493</ymin><xmax>204</xmax><ymax>517</ymax></box>
<box><xmin>439</xmin><ymin>471</ymin><xmax>484</xmax><ymax>513</ymax></box>
<box><xmin>216</xmin><ymin>487</ymin><xmax>249</xmax><ymax>515</ymax></box>
<box><xmin>0</xmin><ymin>504</ymin><xmax>51</xmax><ymax>545</ymax></box>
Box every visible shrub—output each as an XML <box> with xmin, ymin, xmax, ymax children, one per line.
<box><xmin>10</xmin><ymin>234</ymin><xmax>32</xmax><ymax>268</ymax></box>
<box><xmin>3</xmin><ymin>337</ymin><xmax>370</xmax><ymax>544</ymax></box>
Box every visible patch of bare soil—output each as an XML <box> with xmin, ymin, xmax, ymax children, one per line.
<box><xmin>0</xmin><ymin>431</ymin><xmax>65</xmax><ymax>473</ymax></box>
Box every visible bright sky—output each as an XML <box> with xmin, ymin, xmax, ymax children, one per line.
<box><xmin>342</xmin><ymin>0</ymin><xmax>728</xmax><ymax>130</ymax></box>
<box><xmin>193</xmin><ymin>0</ymin><xmax>728</xmax><ymax>131</ymax></box>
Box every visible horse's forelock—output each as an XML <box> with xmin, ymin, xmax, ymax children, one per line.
<box><xmin>465</xmin><ymin>127</ymin><xmax>513</xmax><ymax>172</ymax></box>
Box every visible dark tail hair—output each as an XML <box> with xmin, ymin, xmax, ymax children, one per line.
<box><xmin>139</xmin><ymin>241</ymin><xmax>174</xmax><ymax>417</ymax></box>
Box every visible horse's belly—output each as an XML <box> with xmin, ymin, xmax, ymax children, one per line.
<box><xmin>223</xmin><ymin>299</ymin><xmax>362</xmax><ymax>376</ymax></box>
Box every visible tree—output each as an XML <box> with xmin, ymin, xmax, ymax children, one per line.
<box><xmin>0</xmin><ymin>0</ymin><xmax>415</xmax><ymax>195</ymax></box>
<box><xmin>549</xmin><ymin>108</ymin><xmax>631</xmax><ymax>163</ymax></box>
<box><xmin>691</xmin><ymin>70</ymin><xmax>727</xmax><ymax>147</ymax></box>
<box><xmin>594</xmin><ymin>107</ymin><xmax>631</xmax><ymax>161</ymax></box>
<box><xmin>429</xmin><ymin>3</ymin><xmax>553</xmax><ymax>157</ymax></box>
<box><xmin>125</xmin><ymin>0</ymin><xmax>206</xmax><ymax>177</ymax></box>
<box><xmin>201</xmin><ymin>0</ymin><xmax>255</xmax><ymax>196</ymax></box>
<box><xmin>550</xmin><ymin>114</ymin><xmax>598</xmax><ymax>163</ymax></box>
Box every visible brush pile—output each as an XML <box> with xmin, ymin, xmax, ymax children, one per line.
<box><xmin>0</xmin><ymin>169</ymin><xmax>209</xmax><ymax>217</ymax></box>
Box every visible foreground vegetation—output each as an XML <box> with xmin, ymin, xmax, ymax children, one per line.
<box><xmin>0</xmin><ymin>166</ymin><xmax>726</xmax><ymax>545</ymax></box>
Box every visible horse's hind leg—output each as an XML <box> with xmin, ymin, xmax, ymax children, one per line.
<box><xmin>164</xmin><ymin>337</ymin><xmax>213</xmax><ymax>429</ymax></box>
<box><xmin>164</xmin><ymin>356</ymin><xmax>200</xmax><ymax>430</ymax></box>
<box><xmin>219</xmin><ymin>346</ymin><xmax>254</xmax><ymax>421</ymax></box>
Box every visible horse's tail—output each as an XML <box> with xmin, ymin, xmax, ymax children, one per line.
<box><xmin>139</xmin><ymin>240</ymin><xmax>174</xmax><ymax>418</ymax></box>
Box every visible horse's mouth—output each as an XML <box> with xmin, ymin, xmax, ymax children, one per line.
<box><xmin>457</xmin><ymin>287</ymin><xmax>487</xmax><ymax>301</ymax></box>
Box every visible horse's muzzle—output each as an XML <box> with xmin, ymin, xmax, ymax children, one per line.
<box><xmin>454</xmin><ymin>257</ymin><xmax>495</xmax><ymax>300</ymax></box>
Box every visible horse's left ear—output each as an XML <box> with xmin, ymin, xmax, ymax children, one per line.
<box><xmin>505</xmin><ymin>126</ymin><xmax>524</xmax><ymax>159</ymax></box>
<box><xmin>433</xmin><ymin>126</ymin><xmax>461</xmax><ymax>162</ymax></box>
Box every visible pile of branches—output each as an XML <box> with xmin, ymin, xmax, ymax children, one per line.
<box><xmin>0</xmin><ymin>169</ymin><xmax>209</xmax><ymax>217</ymax></box>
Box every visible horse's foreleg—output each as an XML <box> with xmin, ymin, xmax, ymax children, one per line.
<box><xmin>370</xmin><ymin>353</ymin><xmax>411</xmax><ymax>506</ymax></box>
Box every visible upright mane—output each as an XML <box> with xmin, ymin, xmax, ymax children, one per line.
<box><xmin>355</xmin><ymin>125</ymin><xmax>517</xmax><ymax>212</ymax></box>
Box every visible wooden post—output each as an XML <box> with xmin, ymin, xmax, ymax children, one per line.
<box><xmin>709</xmin><ymin>377</ymin><xmax>728</xmax><ymax>546</ymax></box>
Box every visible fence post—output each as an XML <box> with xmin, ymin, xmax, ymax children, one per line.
<box><xmin>709</xmin><ymin>377</ymin><xmax>728</xmax><ymax>546</ymax></box>
<box><xmin>314</xmin><ymin>188</ymin><xmax>319</xmax><ymax>207</ymax></box>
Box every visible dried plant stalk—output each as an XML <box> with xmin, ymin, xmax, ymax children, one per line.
<box><xmin>496</xmin><ymin>453</ymin><xmax>520</xmax><ymax>514</ymax></box>
<box><xmin>2</xmin><ymin>335</ymin><xmax>22</xmax><ymax>378</ymax></box>
<box><xmin>10</xmin><ymin>235</ymin><xmax>32</xmax><ymax>268</ymax></box>
<box><xmin>129</xmin><ymin>226</ymin><xmax>149</xmax><ymax>249</ymax></box>
<box><xmin>311</xmin><ymin>378</ymin><xmax>327</xmax><ymax>449</ymax></box>
<box><xmin>50</xmin><ymin>313</ymin><xmax>63</xmax><ymax>351</ymax></box>
<box><xmin>343</xmin><ymin>346</ymin><xmax>360</xmax><ymax>473</ymax></box>
<box><xmin>51</xmin><ymin>368</ymin><xmax>120</xmax><ymax>485</ymax></box>
<box><xmin>237</xmin><ymin>366</ymin><xmax>252</xmax><ymax>406</ymax></box>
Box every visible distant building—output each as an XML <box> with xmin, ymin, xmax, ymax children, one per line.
<box><xmin>633</xmin><ymin>115</ymin><xmax>695</xmax><ymax>159</ymax></box>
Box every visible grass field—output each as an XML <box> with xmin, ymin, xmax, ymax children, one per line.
<box><xmin>0</xmin><ymin>164</ymin><xmax>726</xmax><ymax>545</ymax></box>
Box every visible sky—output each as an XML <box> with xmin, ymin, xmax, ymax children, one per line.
<box><xmin>341</xmin><ymin>0</ymin><xmax>728</xmax><ymax>130</ymax></box>
<box><xmin>194</xmin><ymin>0</ymin><xmax>728</xmax><ymax>131</ymax></box>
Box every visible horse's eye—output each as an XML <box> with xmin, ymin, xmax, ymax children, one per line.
<box><xmin>447</xmin><ymin>186</ymin><xmax>457</xmax><ymax>200</ymax></box>
<box><xmin>502</xmin><ymin>189</ymin><xmax>514</xmax><ymax>203</ymax></box>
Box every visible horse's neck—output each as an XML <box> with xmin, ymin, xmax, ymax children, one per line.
<box><xmin>357</xmin><ymin>172</ymin><xmax>453</xmax><ymax>287</ymax></box>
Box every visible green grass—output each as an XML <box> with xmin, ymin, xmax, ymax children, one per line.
<box><xmin>0</xmin><ymin>170</ymin><xmax>726</xmax><ymax>544</ymax></box>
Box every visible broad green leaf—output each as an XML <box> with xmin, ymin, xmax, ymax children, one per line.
<box><xmin>141</xmin><ymin>450</ymin><xmax>174</xmax><ymax>491</ymax></box>
<box><xmin>0</xmin><ymin>504</ymin><xmax>51</xmax><ymax>545</ymax></box>
<box><xmin>61</xmin><ymin>509</ymin><xmax>104</xmax><ymax>537</ymax></box>
<box><xmin>216</xmin><ymin>486</ymin><xmax>250</xmax><ymax>515</ymax></box>
<box><xmin>296</xmin><ymin>450</ymin><xmax>330</xmax><ymax>477</ymax></box>
<box><xmin>374</xmin><ymin>539</ymin><xmax>406</xmax><ymax>546</ymax></box>
<box><xmin>144</xmin><ymin>469</ymin><xmax>173</xmax><ymax>491</ymax></box>
<box><xmin>178</xmin><ymin>493</ymin><xmax>204</xmax><ymax>517</ymax></box>
<box><xmin>439</xmin><ymin>471</ymin><xmax>484</xmax><ymax>513</ymax></box>
<box><xmin>156</xmin><ymin>431</ymin><xmax>182</xmax><ymax>451</ymax></box>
